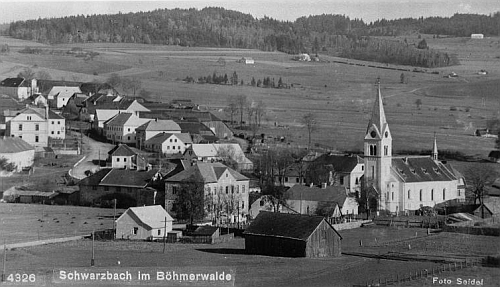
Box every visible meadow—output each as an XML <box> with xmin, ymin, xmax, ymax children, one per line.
<box><xmin>1</xmin><ymin>35</ymin><xmax>500</xmax><ymax>156</ymax></box>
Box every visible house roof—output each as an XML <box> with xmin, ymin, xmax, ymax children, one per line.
<box><xmin>48</xmin><ymin>86</ymin><xmax>82</xmax><ymax>99</ymax></box>
<box><xmin>108</xmin><ymin>144</ymin><xmax>137</xmax><ymax>157</ymax></box>
<box><xmin>488</xmin><ymin>150</ymin><xmax>500</xmax><ymax>159</ymax></box>
<box><xmin>243</xmin><ymin>212</ymin><xmax>341</xmax><ymax>241</ymax></box>
<box><xmin>166</xmin><ymin>162</ymin><xmax>248</xmax><ymax>183</ymax></box>
<box><xmin>104</xmin><ymin>112</ymin><xmax>133</xmax><ymax>126</ymax></box>
<box><xmin>95</xmin><ymin>109</ymin><xmax>122</xmax><ymax>122</ymax></box>
<box><xmin>481</xmin><ymin>197</ymin><xmax>500</xmax><ymax>215</ymax></box>
<box><xmin>145</xmin><ymin>133</ymin><xmax>193</xmax><ymax>145</ymax></box>
<box><xmin>286</xmin><ymin>185</ymin><xmax>347</xmax><ymax>204</ymax></box>
<box><xmin>8</xmin><ymin>106</ymin><xmax>63</xmax><ymax>120</ymax></box>
<box><xmin>391</xmin><ymin>156</ymin><xmax>457</xmax><ymax>183</ymax></box>
<box><xmin>120</xmin><ymin>205</ymin><xmax>173</xmax><ymax>229</ymax></box>
<box><xmin>0</xmin><ymin>78</ymin><xmax>26</xmax><ymax>87</ymax></box>
<box><xmin>0</xmin><ymin>137</ymin><xmax>34</xmax><ymax>153</ymax></box>
<box><xmin>311</xmin><ymin>154</ymin><xmax>362</xmax><ymax>174</ymax></box>
<box><xmin>78</xmin><ymin>168</ymin><xmax>158</xmax><ymax>188</ymax></box>
<box><xmin>192</xmin><ymin>226</ymin><xmax>218</xmax><ymax>236</ymax></box>
<box><xmin>178</xmin><ymin>122</ymin><xmax>214</xmax><ymax>135</ymax></box>
<box><xmin>135</xmin><ymin>119</ymin><xmax>181</xmax><ymax>132</ymax></box>
<box><xmin>139</xmin><ymin>110</ymin><xmax>221</xmax><ymax>122</ymax></box>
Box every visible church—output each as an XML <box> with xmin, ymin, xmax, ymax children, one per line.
<box><xmin>363</xmin><ymin>84</ymin><xmax>466</xmax><ymax>214</ymax></box>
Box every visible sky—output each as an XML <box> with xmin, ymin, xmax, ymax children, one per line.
<box><xmin>0</xmin><ymin>0</ymin><xmax>499</xmax><ymax>24</ymax></box>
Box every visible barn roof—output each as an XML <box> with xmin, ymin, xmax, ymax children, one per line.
<box><xmin>120</xmin><ymin>205</ymin><xmax>173</xmax><ymax>229</ymax></box>
<box><xmin>0</xmin><ymin>137</ymin><xmax>34</xmax><ymax>153</ymax></box>
<box><xmin>0</xmin><ymin>78</ymin><xmax>26</xmax><ymax>87</ymax></box>
<box><xmin>166</xmin><ymin>162</ymin><xmax>248</xmax><ymax>183</ymax></box>
<box><xmin>488</xmin><ymin>150</ymin><xmax>500</xmax><ymax>159</ymax></box>
<box><xmin>145</xmin><ymin>133</ymin><xmax>193</xmax><ymax>145</ymax></box>
<box><xmin>243</xmin><ymin>212</ymin><xmax>341</xmax><ymax>241</ymax></box>
<box><xmin>311</xmin><ymin>154</ymin><xmax>362</xmax><ymax>173</ymax></box>
<box><xmin>391</xmin><ymin>156</ymin><xmax>456</xmax><ymax>183</ymax></box>
<box><xmin>136</xmin><ymin>119</ymin><xmax>181</xmax><ymax>132</ymax></box>
<box><xmin>192</xmin><ymin>226</ymin><xmax>218</xmax><ymax>236</ymax></box>
<box><xmin>77</xmin><ymin>168</ymin><xmax>158</xmax><ymax>188</ymax></box>
<box><xmin>286</xmin><ymin>185</ymin><xmax>347</xmax><ymax>204</ymax></box>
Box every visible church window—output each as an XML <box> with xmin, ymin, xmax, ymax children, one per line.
<box><xmin>391</xmin><ymin>192</ymin><xmax>394</xmax><ymax>201</ymax></box>
<box><xmin>369</xmin><ymin>145</ymin><xmax>373</xmax><ymax>155</ymax></box>
<box><xmin>373</xmin><ymin>145</ymin><xmax>377</xmax><ymax>156</ymax></box>
<box><xmin>408</xmin><ymin>190</ymin><xmax>411</xmax><ymax>199</ymax></box>
<box><xmin>355</xmin><ymin>178</ymin><xmax>359</xmax><ymax>185</ymax></box>
<box><xmin>361</xmin><ymin>166</ymin><xmax>364</xmax><ymax>171</ymax></box>
<box><xmin>339</xmin><ymin>176</ymin><xmax>344</xmax><ymax>185</ymax></box>
<box><xmin>443</xmin><ymin>188</ymin><xmax>446</xmax><ymax>200</ymax></box>
<box><xmin>371</xmin><ymin>166</ymin><xmax>375</xmax><ymax>179</ymax></box>
<box><xmin>384</xmin><ymin>146</ymin><xmax>388</xmax><ymax>156</ymax></box>
<box><xmin>419</xmin><ymin>190</ymin><xmax>422</xmax><ymax>201</ymax></box>
<box><xmin>431</xmin><ymin>189</ymin><xmax>434</xmax><ymax>200</ymax></box>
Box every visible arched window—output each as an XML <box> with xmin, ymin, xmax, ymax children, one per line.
<box><xmin>443</xmin><ymin>188</ymin><xmax>446</xmax><ymax>200</ymax></box>
<box><xmin>431</xmin><ymin>189</ymin><xmax>434</xmax><ymax>201</ymax></box>
<box><xmin>419</xmin><ymin>189</ymin><xmax>422</xmax><ymax>201</ymax></box>
<box><xmin>373</xmin><ymin>145</ymin><xmax>377</xmax><ymax>156</ymax></box>
<box><xmin>369</xmin><ymin>145</ymin><xmax>374</xmax><ymax>155</ymax></box>
<box><xmin>408</xmin><ymin>190</ymin><xmax>411</xmax><ymax>199</ymax></box>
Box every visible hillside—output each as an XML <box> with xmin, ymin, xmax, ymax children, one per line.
<box><xmin>5</xmin><ymin>8</ymin><xmax>500</xmax><ymax>68</ymax></box>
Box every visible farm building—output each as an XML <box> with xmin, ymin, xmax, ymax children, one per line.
<box><xmin>116</xmin><ymin>205</ymin><xmax>173</xmax><ymax>240</ymax></box>
<box><xmin>0</xmin><ymin>78</ymin><xmax>32</xmax><ymax>100</ymax></box>
<box><xmin>238</xmin><ymin>57</ymin><xmax>255</xmax><ymax>64</ymax></box>
<box><xmin>471</xmin><ymin>34</ymin><xmax>484</xmax><ymax>39</ymax></box>
<box><xmin>189</xmin><ymin>226</ymin><xmax>220</xmax><ymax>244</ymax></box>
<box><xmin>473</xmin><ymin>197</ymin><xmax>500</xmax><ymax>219</ymax></box>
<box><xmin>244</xmin><ymin>212</ymin><xmax>342</xmax><ymax>258</ymax></box>
<box><xmin>2</xmin><ymin>186</ymin><xmax>57</xmax><ymax>203</ymax></box>
<box><xmin>488</xmin><ymin>150</ymin><xmax>500</xmax><ymax>163</ymax></box>
<box><xmin>0</xmin><ymin>137</ymin><xmax>35</xmax><ymax>172</ymax></box>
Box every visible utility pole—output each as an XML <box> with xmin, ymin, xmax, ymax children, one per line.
<box><xmin>91</xmin><ymin>230</ymin><xmax>95</xmax><ymax>266</ymax></box>
<box><xmin>113</xmin><ymin>199</ymin><xmax>116</xmax><ymax>240</ymax></box>
<box><xmin>2</xmin><ymin>239</ymin><xmax>6</xmax><ymax>282</ymax></box>
<box><xmin>162</xmin><ymin>217</ymin><xmax>167</xmax><ymax>253</ymax></box>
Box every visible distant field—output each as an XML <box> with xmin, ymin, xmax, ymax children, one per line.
<box><xmin>1</xmin><ymin>36</ymin><xmax>500</xmax><ymax>156</ymax></box>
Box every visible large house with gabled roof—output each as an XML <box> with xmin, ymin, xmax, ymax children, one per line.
<box><xmin>363</xmin><ymin>84</ymin><xmax>466</xmax><ymax>214</ymax></box>
<box><xmin>165</xmin><ymin>162</ymin><xmax>249</xmax><ymax>224</ymax></box>
<box><xmin>0</xmin><ymin>137</ymin><xmax>35</xmax><ymax>172</ymax></box>
<box><xmin>103</xmin><ymin>112</ymin><xmax>150</xmax><ymax>145</ymax></box>
<box><xmin>144</xmin><ymin>132</ymin><xmax>193</xmax><ymax>155</ymax></box>
<box><xmin>116</xmin><ymin>205</ymin><xmax>173</xmax><ymax>240</ymax></box>
<box><xmin>0</xmin><ymin>78</ymin><xmax>32</xmax><ymax>100</ymax></box>
<box><xmin>135</xmin><ymin>119</ymin><xmax>182</xmax><ymax>149</ymax></box>
<box><xmin>107</xmin><ymin>144</ymin><xmax>148</xmax><ymax>170</ymax></box>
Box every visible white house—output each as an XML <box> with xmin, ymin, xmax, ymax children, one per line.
<box><xmin>48</xmin><ymin>86</ymin><xmax>82</xmax><ymax>108</ymax></box>
<box><xmin>0</xmin><ymin>137</ymin><xmax>35</xmax><ymax>172</ymax></box>
<box><xmin>104</xmin><ymin>113</ymin><xmax>150</xmax><ymax>145</ymax></box>
<box><xmin>135</xmin><ymin>119</ymin><xmax>182</xmax><ymax>149</ymax></box>
<box><xmin>115</xmin><ymin>205</ymin><xmax>174</xmax><ymax>240</ymax></box>
<box><xmin>471</xmin><ymin>34</ymin><xmax>484</xmax><ymax>39</ymax></box>
<box><xmin>249</xmin><ymin>195</ymin><xmax>298</xmax><ymax>219</ymax></box>
<box><xmin>144</xmin><ymin>133</ymin><xmax>193</xmax><ymax>155</ymax></box>
<box><xmin>107</xmin><ymin>144</ymin><xmax>148</xmax><ymax>170</ymax></box>
<box><xmin>363</xmin><ymin>84</ymin><xmax>466</xmax><ymax>214</ymax></box>
<box><xmin>239</xmin><ymin>57</ymin><xmax>255</xmax><ymax>64</ymax></box>
<box><xmin>165</xmin><ymin>162</ymin><xmax>250</xmax><ymax>224</ymax></box>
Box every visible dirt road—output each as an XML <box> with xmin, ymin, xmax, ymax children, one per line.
<box><xmin>69</xmin><ymin>134</ymin><xmax>114</xmax><ymax>179</ymax></box>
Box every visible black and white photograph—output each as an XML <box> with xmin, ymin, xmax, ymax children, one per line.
<box><xmin>0</xmin><ymin>0</ymin><xmax>499</xmax><ymax>286</ymax></box>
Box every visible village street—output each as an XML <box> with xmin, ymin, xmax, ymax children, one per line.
<box><xmin>69</xmin><ymin>133</ymin><xmax>114</xmax><ymax>179</ymax></box>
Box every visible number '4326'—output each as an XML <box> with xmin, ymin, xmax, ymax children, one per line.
<box><xmin>6</xmin><ymin>273</ymin><xmax>36</xmax><ymax>283</ymax></box>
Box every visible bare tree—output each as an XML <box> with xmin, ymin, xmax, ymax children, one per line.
<box><xmin>236</xmin><ymin>95</ymin><xmax>248</xmax><ymax>127</ymax></box>
<box><xmin>122</xmin><ymin>77</ymin><xmax>142</xmax><ymax>97</ymax></box>
<box><xmin>254</xmin><ymin>100</ymin><xmax>266</xmax><ymax>126</ymax></box>
<box><xmin>465</xmin><ymin>164</ymin><xmax>496</xmax><ymax>218</ymax></box>
<box><xmin>301</xmin><ymin>113</ymin><xmax>317</xmax><ymax>149</ymax></box>
<box><xmin>224</xmin><ymin>97</ymin><xmax>238</xmax><ymax>126</ymax></box>
<box><xmin>106</xmin><ymin>73</ymin><xmax>122</xmax><ymax>89</ymax></box>
<box><xmin>17</xmin><ymin>67</ymin><xmax>35</xmax><ymax>81</ymax></box>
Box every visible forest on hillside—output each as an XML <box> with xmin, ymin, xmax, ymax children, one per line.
<box><xmin>6</xmin><ymin>8</ymin><xmax>500</xmax><ymax>67</ymax></box>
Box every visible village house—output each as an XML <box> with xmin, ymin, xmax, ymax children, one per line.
<box><xmin>0</xmin><ymin>137</ymin><xmax>35</xmax><ymax>172</ymax></box>
<box><xmin>92</xmin><ymin>99</ymin><xmax>150</xmax><ymax>134</ymax></box>
<box><xmin>48</xmin><ymin>86</ymin><xmax>82</xmax><ymax>109</ymax></box>
<box><xmin>244</xmin><ymin>212</ymin><xmax>342</xmax><ymax>258</ymax></box>
<box><xmin>61</xmin><ymin>93</ymin><xmax>89</xmax><ymax>120</ymax></box>
<box><xmin>107</xmin><ymin>144</ymin><xmax>148</xmax><ymax>170</ymax></box>
<box><xmin>177</xmin><ymin>122</ymin><xmax>218</xmax><ymax>143</ymax></box>
<box><xmin>165</xmin><ymin>162</ymin><xmax>250</xmax><ymax>224</ymax></box>
<box><xmin>363</xmin><ymin>84</ymin><xmax>466</xmax><ymax>214</ymax></box>
<box><xmin>0</xmin><ymin>78</ymin><xmax>32</xmax><ymax>100</ymax></box>
<box><xmin>249</xmin><ymin>195</ymin><xmax>298</xmax><ymax>219</ymax></box>
<box><xmin>104</xmin><ymin>112</ymin><xmax>150</xmax><ymax>145</ymax></box>
<box><xmin>23</xmin><ymin>94</ymin><xmax>48</xmax><ymax>107</ymax></box>
<box><xmin>191</xmin><ymin>143</ymin><xmax>253</xmax><ymax>172</ymax></box>
<box><xmin>78</xmin><ymin>168</ymin><xmax>163</xmax><ymax>208</ymax></box>
<box><xmin>5</xmin><ymin>106</ymin><xmax>65</xmax><ymax>149</ymax></box>
<box><xmin>285</xmin><ymin>185</ymin><xmax>358</xmax><ymax>219</ymax></box>
<box><xmin>310</xmin><ymin>154</ymin><xmax>364</xmax><ymax>193</ymax></box>
<box><xmin>238</xmin><ymin>57</ymin><xmax>255</xmax><ymax>64</ymax></box>
<box><xmin>144</xmin><ymin>133</ymin><xmax>193</xmax><ymax>155</ymax></box>
<box><xmin>139</xmin><ymin>109</ymin><xmax>233</xmax><ymax>140</ymax></box>
<box><xmin>135</xmin><ymin>119</ymin><xmax>182</xmax><ymax>149</ymax></box>
<box><xmin>488</xmin><ymin>150</ymin><xmax>500</xmax><ymax>163</ymax></box>
<box><xmin>116</xmin><ymin>205</ymin><xmax>173</xmax><ymax>240</ymax></box>
<box><xmin>473</xmin><ymin>197</ymin><xmax>500</xmax><ymax>219</ymax></box>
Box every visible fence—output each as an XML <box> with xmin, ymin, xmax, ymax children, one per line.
<box><xmin>373</xmin><ymin>218</ymin><xmax>443</xmax><ymax>229</ymax></box>
<box><xmin>354</xmin><ymin>259</ymin><xmax>481</xmax><ymax>286</ymax></box>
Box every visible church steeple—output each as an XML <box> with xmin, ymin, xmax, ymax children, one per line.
<box><xmin>366</xmin><ymin>80</ymin><xmax>388</xmax><ymax>138</ymax></box>
<box><xmin>432</xmin><ymin>133</ymin><xmax>438</xmax><ymax>161</ymax></box>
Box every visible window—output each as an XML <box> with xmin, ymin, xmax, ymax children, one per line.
<box><xmin>27</xmin><ymin>116</ymin><xmax>31</xmax><ymax>120</ymax></box>
<box><xmin>431</xmin><ymin>189</ymin><xmax>434</xmax><ymax>201</ymax></box>
<box><xmin>296</xmin><ymin>178</ymin><xmax>300</xmax><ymax>183</ymax></box>
<box><xmin>242</xmin><ymin>185</ymin><xmax>245</xmax><ymax>193</ymax></box>
<box><xmin>420</xmin><ymin>189</ymin><xmax>422</xmax><ymax>201</ymax></box>
<box><xmin>408</xmin><ymin>190</ymin><xmax>411</xmax><ymax>199</ymax></box>
<box><xmin>172</xmin><ymin>186</ymin><xmax>178</xmax><ymax>195</ymax></box>
<box><xmin>158</xmin><ymin>229</ymin><xmax>161</xmax><ymax>236</ymax></box>
<box><xmin>35</xmin><ymin>124</ymin><xmax>39</xmax><ymax>131</ymax></box>
<box><xmin>231</xmin><ymin>186</ymin><xmax>235</xmax><ymax>194</ymax></box>
<box><xmin>18</xmin><ymin>124</ymin><xmax>22</xmax><ymax>131</ymax></box>
<box><xmin>124</xmin><ymin>158</ymin><xmax>127</xmax><ymax>162</ymax></box>
<box><xmin>174</xmin><ymin>139</ymin><xmax>177</xmax><ymax>142</ymax></box>
<box><xmin>51</xmin><ymin>121</ymin><xmax>54</xmax><ymax>124</ymax></box>
<box><xmin>57</xmin><ymin>121</ymin><xmax>60</xmax><ymax>124</ymax></box>
<box><xmin>35</xmin><ymin>136</ymin><xmax>39</xmax><ymax>143</ymax></box>
<box><xmin>18</xmin><ymin>135</ymin><xmax>22</xmax><ymax>139</ymax></box>
<box><xmin>167</xmin><ymin>146</ymin><xmax>170</xmax><ymax>150</ymax></box>
<box><xmin>384</xmin><ymin>145</ymin><xmax>388</xmax><ymax>156</ymax></box>
<box><xmin>236</xmin><ymin>185</ymin><xmax>239</xmax><ymax>193</ymax></box>
<box><xmin>57</xmin><ymin>131</ymin><xmax>60</xmax><ymax>135</ymax></box>
<box><xmin>128</xmin><ymin>128</ymin><xmax>130</xmax><ymax>132</ymax></box>
<box><xmin>355</xmin><ymin>178</ymin><xmax>359</xmax><ymax>185</ymax></box>
<box><xmin>132</xmin><ymin>227</ymin><xmax>138</xmax><ymax>235</ymax></box>
<box><xmin>51</xmin><ymin>131</ymin><xmax>54</xmax><ymax>134</ymax></box>
<box><xmin>391</xmin><ymin>192</ymin><xmax>394</xmax><ymax>201</ymax></box>
<box><xmin>178</xmin><ymin>146</ymin><xmax>180</xmax><ymax>150</ymax></box>
<box><xmin>226</xmin><ymin>186</ymin><xmax>229</xmax><ymax>194</ymax></box>
<box><xmin>362</xmin><ymin>166</ymin><xmax>364</xmax><ymax>171</ymax></box>
<box><xmin>241</xmin><ymin>201</ymin><xmax>245</xmax><ymax>209</ymax></box>
<box><xmin>339</xmin><ymin>176</ymin><xmax>344</xmax><ymax>185</ymax></box>
<box><xmin>117</xmin><ymin>158</ymin><xmax>120</xmax><ymax>162</ymax></box>
<box><xmin>104</xmin><ymin>186</ymin><xmax>109</xmax><ymax>191</ymax></box>
<box><xmin>170</xmin><ymin>139</ymin><xmax>173</xmax><ymax>142</ymax></box>
<box><xmin>128</xmin><ymin>136</ymin><xmax>130</xmax><ymax>140</ymax></box>
<box><xmin>458</xmin><ymin>190</ymin><xmax>461</xmax><ymax>197</ymax></box>
<box><xmin>284</xmin><ymin>177</ymin><xmax>288</xmax><ymax>183</ymax></box>
<box><xmin>443</xmin><ymin>188</ymin><xmax>446</xmax><ymax>200</ymax></box>
<box><xmin>371</xmin><ymin>166</ymin><xmax>375</xmax><ymax>179</ymax></box>
<box><xmin>173</xmin><ymin>146</ymin><xmax>175</xmax><ymax>150</ymax></box>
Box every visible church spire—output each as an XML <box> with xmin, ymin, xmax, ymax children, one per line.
<box><xmin>366</xmin><ymin>79</ymin><xmax>388</xmax><ymax>136</ymax></box>
<box><xmin>432</xmin><ymin>133</ymin><xmax>438</xmax><ymax>161</ymax></box>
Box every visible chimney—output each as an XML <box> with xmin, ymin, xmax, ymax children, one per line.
<box><xmin>45</xmin><ymin>105</ymin><xmax>49</xmax><ymax>120</ymax></box>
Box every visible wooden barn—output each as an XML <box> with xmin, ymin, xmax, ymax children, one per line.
<box><xmin>244</xmin><ymin>212</ymin><xmax>342</xmax><ymax>258</ymax></box>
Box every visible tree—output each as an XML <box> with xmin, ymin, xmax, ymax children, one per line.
<box><xmin>106</xmin><ymin>73</ymin><xmax>122</xmax><ymax>89</ymax></box>
<box><xmin>224</xmin><ymin>97</ymin><xmax>238</xmax><ymax>125</ymax></box>
<box><xmin>122</xmin><ymin>77</ymin><xmax>142</xmax><ymax>96</ymax></box>
<box><xmin>236</xmin><ymin>95</ymin><xmax>248</xmax><ymax>127</ymax></box>
<box><xmin>415</xmin><ymin>99</ymin><xmax>422</xmax><ymax>110</ymax></box>
<box><xmin>37</xmin><ymin>70</ymin><xmax>52</xmax><ymax>81</ymax></box>
<box><xmin>230</xmin><ymin>71</ymin><xmax>238</xmax><ymax>85</ymax></box>
<box><xmin>17</xmin><ymin>67</ymin><xmax>35</xmax><ymax>81</ymax></box>
<box><xmin>400</xmin><ymin>72</ymin><xmax>406</xmax><ymax>84</ymax></box>
<box><xmin>301</xmin><ymin>113</ymin><xmax>317</xmax><ymax>149</ymax></box>
<box><xmin>417</xmin><ymin>39</ymin><xmax>428</xmax><ymax>49</ymax></box>
<box><xmin>465</xmin><ymin>165</ymin><xmax>496</xmax><ymax>218</ymax></box>
<box><xmin>138</xmin><ymin>89</ymin><xmax>152</xmax><ymax>98</ymax></box>
<box><xmin>172</xmin><ymin>179</ymin><xmax>206</xmax><ymax>225</ymax></box>
<box><xmin>251</xmin><ymin>77</ymin><xmax>256</xmax><ymax>86</ymax></box>
<box><xmin>0</xmin><ymin>157</ymin><xmax>16</xmax><ymax>172</ymax></box>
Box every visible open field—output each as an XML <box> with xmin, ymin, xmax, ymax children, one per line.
<box><xmin>0</xmin><ymin>203</ymin><xmax>124</xmax><ymax>245</ymax></box>
<box><xmin>1</xmin><ymin>35</ymin><xmax>500</xmax><ymax>156</ymax></box>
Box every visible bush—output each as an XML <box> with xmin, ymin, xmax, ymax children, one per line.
<box><xmin>450</xmin><ymin>106</ymin><xmax>457</xmax><ymax>111</ymax></box>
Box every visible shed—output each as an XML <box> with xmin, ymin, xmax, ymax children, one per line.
<box><xmin>473</xmin><ymin>198</ymin><xmax>500</xmax><ymax>218</ymax></box>
<box><xmin>244</xmin><ymin>212</ymin><xmax>342</xmax><ymax>258</ymax></box>
<box><xmin>190</xmin><ymin>226</ymin><xmax>220</xmax><ymax>243</ymax></box>
<box><xmin>116</xmin><ymin>205</ymin><xmax>173</xmax><ymax>240</ymax></box>
<box><xmin>488</xmin><ymin>150</ymin><xmax>500</xmax><ymax>163</ymax></box>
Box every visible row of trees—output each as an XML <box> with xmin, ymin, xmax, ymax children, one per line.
<box><xmin>225</xmin><ymin>95</ymin><xmax>266</xmax><ymax>135</ymax></box>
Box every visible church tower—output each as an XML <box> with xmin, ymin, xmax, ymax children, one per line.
<box><xmin>432</xmin><ymin>133</ymin><xmax>438</xmax><ymax>161</ymax></box>
<box><xmin>364</xmin><ymin>82</ymin><xmax>392</xmax><ymax>210</ymax></box>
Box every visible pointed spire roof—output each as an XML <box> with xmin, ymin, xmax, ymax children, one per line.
<box><xmin>366</xmin><ymin>83</ymin><xmax>388</xmax><ymax>136</ymax></box>
<box><xmin>432</xmin><ymin>133</ymin><xmax>438</xmax><ymax>160</ymax></box>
